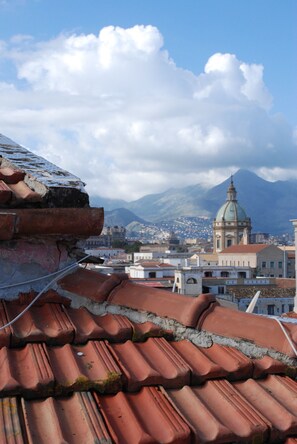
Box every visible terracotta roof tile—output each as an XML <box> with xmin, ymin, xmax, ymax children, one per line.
<box><xmin>110</xmin><ymin>338</ymin><xmax>191</xmax><ymax>391</ymax></box>
<box><xmin>252</xmin><ymin>355</ymin><xmax>288</xmax><ymax>379</ymax></box>
<box><xmin>22</xmin><ymin>392</ymin><xmax>111</xmax><ymax>444</ymax></box>
<box><xmin>5</xmin><ymin>302</ymin><xmax>74</xmax><ymax>346</ymax></box>
<box><xmin>94</xmin><ymin>387</ymin><xmax>191</xmax><ymax>444</ymax></box>
<box><xmin>108</xmin><ymin>279</ymin><xmax>218</xmax><ymax>327</ymax></box>
<box><xmin>46</xmin><ymin>341</ymin><xmax>122</xmax><ymax>394</ymax></box>
<box><xmin>0</xmin><ymin>167</ymin><xmax>25</xmax><ymax>184</ymax></box>
<box><xmin>0</xmin><ymin>300</ymin><xmax>11</xmax><ymax>347</ymax></box>
<box><xmin>220</xmin><ymin>244</ymin><xmax>269</xmax><ymax>254</ymax></box>
<box><xmin>59</xmin><ymin>268</ymin><xmax>126</xmax><ymax>302</ymax></box>
<box><xmin>0</xmin><ymin>269</ymin><xmax>297</xmax><ymax>443</ymax></box>
<box><xmin>166</xmin><ymin>381</ymin><xmax>270</xmax><ymax>442</ymax></box>
<box><xmin>200</xmin><ymin>304</ymin><xmax>297</xmax><ymax>358</ymax></box>
<box><xmin>9</xmin><ymin>181</ymin><xmax>42</xmax><ymax>202</ymax></box>
<box><xmin>234</xmin><ymin>376</ymin><xmax>297</xmax><ymax>441</ymax></box>
<box><xmin>0</xmin><ymin>343</ymin><xmax>54</xmax><ymax>398</ymax></box>
<box><xmin>0</xmin><ymin>180</ymin><xmax>12</xmax><ymax>203</ymax></box>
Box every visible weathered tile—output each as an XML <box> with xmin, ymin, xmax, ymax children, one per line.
<box><xmin>0</xmin><ymin>167</ymin><xmax>25</xmax><ymax>184</ymax></box>
<box><xmin>46</xmin><ymin>341</ymin><xmax>122</xmax><ymax>394</ymax></box>
<box><xmin>166</xmin><ymin>381</ymin><xmax>269</xmax><ymax>443</ymax></box>
<box><xmin>22</xmin><ymin>392</ymin><xmax>111</xmax><ymax>444</ymax></box>
<box><xmin>0</xmin><ymin>397</ymin><xmax>24</xmax><ymax>444</ymax></box>
<box><xmin>234</xmin><ymin>376</ymin><xmax>297</xmax><ymax>441</ymax></box>
<box><xmin>95</xmin><ymin>387</ymin><xmax>191</xmax><ymax>444</ymax></box>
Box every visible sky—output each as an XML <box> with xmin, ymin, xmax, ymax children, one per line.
<box><xmin>0</xmin><ymin>0</ymin><xmax>296</xmax><ymax>201</ymax></box>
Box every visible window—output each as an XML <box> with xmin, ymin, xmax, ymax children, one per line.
<box><xmin>186</xmin><ymin>277</ymin><xmax>197</xmax><ymax>284</ymax></box>
<box><xmin>267</xmin><ymin>305</ymin><xmax>275</xmax><ymax>315</ymax></box>
<box><xmin>278</xmin><ymin>261</ymin><xmax>282</xmax><ymax>269</ymax></box>
<box><xmin>270</xmin><ymin>261</ymin><xmax>274</xmax><ymax>268</ymax></box>
<box><xmin>221</xmin><ymin>272</ymin><xmax>229</xmax><ymax>277</ymax></box>
<box><xmin>148</xmin><ymin>272</ymin><xmax>156</xmax><ymax>278</ymax></box>
<box><xmin>218</xmin><ymin>286</ymin><xmax>225</xmax><ymax>294</ymax></box>
<box><xmin>281</xmin><ymin>304</ymin><xmax>285</xmax><ymax>313</ymax></box>
<box><xmin>227</xmin><ymin>239</ymin><xmax>232</xmax><ymax>247</ymax></box>
<box><xmin>289</xmin><ymin>304</ymin><xmax>294</xmax><ymax>312</ymax></box>
<box><xmin>216</xmin><ymin>239</ymin><xmax>220</xmax><ymax>249</ymax></box>
<box><xmin>261</xmin><ymin>261</ymin><xmax>266</xmax><ymax>268</ymax></box>
<box><xmin>176</xmin><ymin>277</ymin><xmax>180</xmax><ymax>283</ymax></box>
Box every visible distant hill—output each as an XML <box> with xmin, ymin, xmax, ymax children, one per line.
<box><xmin>104</xmin><ymin>208</ymin><xmax>147</xmax><ymax>227</ymax></box>
<box><xmin>90</xmin><ymin>169</ymin><xmax>297</xmax><ymax>234</ymax></box>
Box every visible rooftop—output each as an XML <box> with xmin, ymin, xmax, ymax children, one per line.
<box><xmin>220</xmin><ymin>244</ymin><xmax>274</xmax><ymax>254</ymax></box>
<box><xmin>0</xmin><ymin>268</ymin><xmax>297</xmax><ymax>443</ymax></box>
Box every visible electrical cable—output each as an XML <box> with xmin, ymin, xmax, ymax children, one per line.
<box><xmin>0</xmin><ymin>255</ymin><xmax>90</xmax><ymax>290</ymax></box>
<box><xmin>273</xmin><ymin>317</ymin><xmax>297</xmax><ymax>358</ymax></box>
<box><xmin>0</xmin><ymin>254</ymin><xmax>90</xmax><ymax>331</ymax></box>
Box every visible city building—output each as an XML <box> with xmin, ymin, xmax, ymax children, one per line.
<box><xmin>127</xmin><ymin>261</ymin><xmax>175</xmax><ymax>279</ymax></box>
<box><xmin>213</xmin><ymin>177</ymin><xmax>251</xmax><ymax>253</ymax></box>
<box><xmin>218</xmin><ymin>244</ymin><xmax>286</xmax><ymax>277</ymax></box>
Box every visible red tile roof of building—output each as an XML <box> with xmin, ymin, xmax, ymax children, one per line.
<box><xmin>0</xmin><ymin>268</ymin><xmax>296</xmax><ymax>443</ymax></box>
<box><xmin>220</xmin><ymin>244</ymin><xmax>271</xmax><ymax>254</ymax></box>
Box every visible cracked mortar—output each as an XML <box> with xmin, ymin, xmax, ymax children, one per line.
<box><xmin>57</xmin><ymin>285</ymin><xmax>297</xmax><ymax>367</ymax></box>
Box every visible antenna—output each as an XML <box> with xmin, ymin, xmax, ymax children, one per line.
<box><xmin>246</xmin><ymin>290</ymin><xmax>260</xmax><ymax>313</ymax></box>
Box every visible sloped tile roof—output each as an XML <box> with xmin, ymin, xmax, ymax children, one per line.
<box><xmin>0</xmin><ymin>270</ymin><xmax>297</xmax><ymax>443</ymax></box>
<box><xmin>220</xmin><ymin>244</ymin><xmax>271</xmax><ymax>254</ymax></box>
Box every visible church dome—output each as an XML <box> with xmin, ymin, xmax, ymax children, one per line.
<box><xmin>215</xmin><ymin>178</ymin><xmax>248</xmax><ymax>222</ymax></box>
<box><xmin>216</xmin><ymin>200</ymin><xmax>248</xmax><ymax>222</ymax></box>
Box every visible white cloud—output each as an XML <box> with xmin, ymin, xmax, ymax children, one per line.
<box><xmin>0</xmin><ymin>25</ymin><xmax>296</xmax><ymax>200</ymax></box>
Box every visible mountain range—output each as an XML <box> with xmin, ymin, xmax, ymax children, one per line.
<box><xmin>90</xmin><ymin>169</ymin><xmax>297</xmax><ymax>235</ymax></box>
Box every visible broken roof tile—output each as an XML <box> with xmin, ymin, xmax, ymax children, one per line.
<box><xmin>95</xmin><ymin>387</ymin><xmax>191</xmax><ymax>444</ymax></box>
<box><xmin>109</xmin><ymin>338</ymin><xmax>191</xmax><ymax>391</ymax></box>
<box><xmin>0</xmin><ymin>167</ymin><xmax>25</xmax><ymax>184</ymax></box>
<box><xmin>8</xmin><ymin>181</ymin><xmax>42</xmax><ymax>202</ymax></box>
